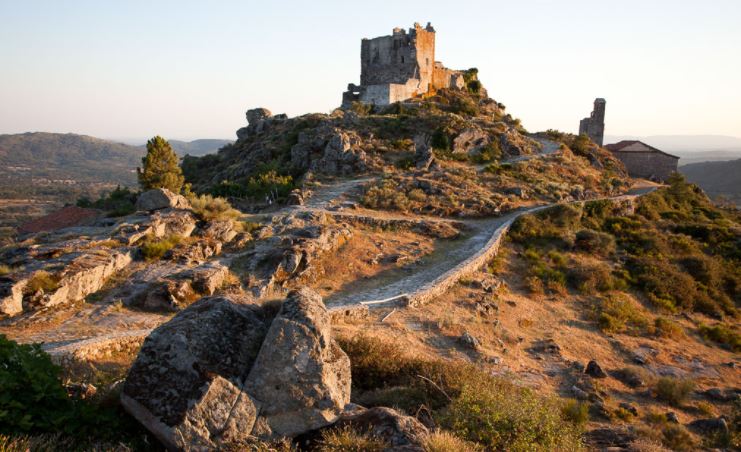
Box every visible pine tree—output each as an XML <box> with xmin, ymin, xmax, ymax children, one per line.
<box><xmin>137</xmin><ymin>136</ymin><xmax>184</xmax><ymax>192</ymax></box>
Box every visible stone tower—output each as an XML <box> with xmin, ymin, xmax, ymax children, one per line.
<box><xmin>579</xmin><ymin>98</ymin><xmax>606</xmax><ymax>146</ymax></box>
<box><xmin>342</xmin><ymin>23</ymin><xmax>465</xmax><ymax>107</ymax></box>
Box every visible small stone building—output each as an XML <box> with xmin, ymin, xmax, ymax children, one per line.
<box><xmin>605</xmin><ymin>140</ymin><xmax>679</xmax><ymax>181</ymax></box>
<box><xmin>342</xmin><ymin>22</ymin><xmax>465</xmax><ymax>107</ymax></box>
<box><xmin>579</xmin><ymin>98</ymin><xmax>606</xmax><ymax>146</ymax></box>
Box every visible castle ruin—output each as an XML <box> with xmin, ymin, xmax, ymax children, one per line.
<box><xmin>342</xmin><ymin>22</ymin><xmax>466</xmax><ymax>107</ymax></box>
<box><xmin>579</xmin><ymin>98</ymin><xmax>606</xmax><ymax>146</ymax></box>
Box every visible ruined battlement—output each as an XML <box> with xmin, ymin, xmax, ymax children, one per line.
<box><xmin>343</xmin><ymin>22</ymin><xmax>465</xmax><ymax>107</ymax></box>
<box><xmin>579</xmin><ymin>98</ymin><xmax>606</xmax><ymax>146</ymax></box>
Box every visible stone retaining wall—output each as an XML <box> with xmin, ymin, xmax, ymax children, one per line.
<box><xmin>43</xmin><ymin>329</ymin><xmax>150</xmax><ymax>365</ymax></box>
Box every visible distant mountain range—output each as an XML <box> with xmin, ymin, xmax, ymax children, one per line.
<box><xmin>0</xmin><ymin>132</ymin><xmax>229</xmax><ymax>214</ymax></box>
<box><xmin>604</xmin><ymin>135</ymin><xmax>741</xmax><ymax>165</ymax></box>
<box><xmin>169</xmin><ymin>139</ymin><xmax>232</xmax><ymax>157</ymax></box>
<box><xmin>679</xmin><ymin>158</ymin><xmax>741</xmax><ymax>206</ymax></box>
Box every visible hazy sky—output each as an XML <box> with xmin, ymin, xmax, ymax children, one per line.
<box><xmin>1</xmin><ymin>0</ymin><xmax>739</xmax><ymax>142</ymax></box>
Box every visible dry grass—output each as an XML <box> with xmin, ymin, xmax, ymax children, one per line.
<box><xmin>311</xmin><ymin>228</ymin><xmax>434</xmax><ymax>298</ymax></box>
<box><xmin>187</xmin><ymin>193</ymin><xmax>242</xmax><ymax>222</ymax></box>
<box><xmin>317</xmin><ymin>426</ymin><xmax>387</xmax><ymax>451</ymax></box>
<box><xmin>423</xmin><ymin>430</ymin><xmax>483</xmax><ymax>451</ymax></box>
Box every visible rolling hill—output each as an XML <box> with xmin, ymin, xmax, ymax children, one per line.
<box><xmin>680</xmin><ymin>158</ymin><xmax>741</xmax><ymax>206</ymax></box>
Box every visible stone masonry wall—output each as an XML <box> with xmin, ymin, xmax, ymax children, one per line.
<box><xmin>611</xmin><ymin>151</ymin><xmax>678</xmax><ymax>181</ymax></box>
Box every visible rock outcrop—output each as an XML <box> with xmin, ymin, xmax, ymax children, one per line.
<box><xmin>136</xmin><ymin>189</ymin><xmax>191</xmax><ymax>212</ymax></box>
<box><xmin>0</xmin><ymin>277</ymin><xmax>27</xmax><ymax>316</ymax></box>
<box><xmin>290</xmin><ymin>127</ymin><xmax>368</xmax><ymax>176</ymax></box>
<box><xmin>414</xmin><ymin>134</ymin><xmax>435</xmax><ymax>171</ymax></box>
<box><xmin>452</xmin><ymin>128</ymin><xmax>490</xmax><ymax>156</ymax></box>
<box><xmin>122</xmin><ymin>288</ymin><xmax>351</xmax><ymax>448</ymax></box>
<box><xmin>113</xmin><ymin>262</ymin><xmax>228</xmax><ymax>312</ymax></box>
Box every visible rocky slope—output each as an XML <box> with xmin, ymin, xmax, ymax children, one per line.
<box><xmin>1</xmin><ymin>86</ymin><xmax>738</xmax><ymax>450</ymax></box>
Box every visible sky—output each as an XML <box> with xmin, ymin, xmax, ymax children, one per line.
<box><xmin>1</xmin><ymin>0</ymin><xmax>740</xmax><ymax>142</ymax></box>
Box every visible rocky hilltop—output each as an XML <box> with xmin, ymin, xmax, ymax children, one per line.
<box><xmin>1</xmin><ymin>78</ymin><xmax>739</xmax><ymax>451</ymax></box>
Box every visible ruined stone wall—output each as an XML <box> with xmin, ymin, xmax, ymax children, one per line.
<box><xmin>432</xmin><ymin>63</ymin><xmax>465</xmax><ymax>91</ymax></box>
<box><xmin>611</xmin><ymin>151</ymin><xmax>678</xmax><ymax>181</ymax></box>
<box><xmin>360</xmin><ymin>24</ymin><xmax>434</xmax><ymax>89</ymax></box>
<box><xmin>579</xmin><ymin>98</ymin><xmax>606</xmax><ymax>146</ymax></box>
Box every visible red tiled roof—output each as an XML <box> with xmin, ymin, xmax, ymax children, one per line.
<box><xmin>18</xmin><ymin>205</ymin><xmax>100</xmax><ymax>234</ymax></box>
<box><xmin>604</xmin><ymin>140</ymin><xmax>679</xmax><ymax>159</ymax></box>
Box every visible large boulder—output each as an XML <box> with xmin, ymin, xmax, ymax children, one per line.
<box><xmin>122</xmin><ymin>288</ymin><xmax>351</xmax><ymax>447</ymax></box>
<box><xmin>290</xmin><ymin>127</ymin><xmax>367</xmax><ymax>176</ymax></box>
<box><xmin>453</xmin><ymin>128</ymin><xmax>489</xmax><ymax>155</ymax></box>
<box><xmin>136</xmin><ymin>189</ymin><xmax>191</xmax><ymax>212</ymax></box>
<box><xmin>121</xmin><ymin>295</ymin><xmax>271</xmax><ymax>450</ymax></box>
<box><xmin>33</xmin><ymin>248</ymin><xmax>133</xmax><ymax>309</ymax></box>
<box><xmin>246</xmin><ymin>107</ymin><xmax>272</xmax><ymax>125</ymax></box>
<box><xmin>245</xmin><ymin>288</ymin><xmax>351</xmax><ymax>438</ymax></box>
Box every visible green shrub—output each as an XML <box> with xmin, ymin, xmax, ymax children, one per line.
<box><xmin>246</xmin><ymin>170</ymin><xmax>294</xmax><ymax>202</ymax></box>
<box><xmin>574</xmin><ymin>229</ymin><xmax>615</xmax><ymax>255</ymax></box>
<box><xmin>471</xmin><ymin>141</ymin><xmax>502</xmax><ymax>163</ymax></box>
<box><xmin>77</xmin><ymin>185</ymin><xmax>137</xmax><ymax>217</ymax></box>
<box><xmin>568</xmin><ymin>261</ymin><xmax>614</xmax><ymax>294</ymax></box>
<box><xmin>466</xmin><ymin>79</ymin><xmax>482</xmax><ymax>94</ymax></box>
<box><xmin>661</xmin><ymin>424</ymin><xmax>696</xmax><ymax>451</ymax></box>
<box><xmin>655</xmin><ymin>377</ymin><xmax>695</xmax><ymax>406</ymax></box>
<box><xmin>653</xmin><ymin>317</ymin><xmax>684</xmax><ymax>339</ymax></box>
<box><xmin>139</xmin><ymin>234</ymin><xmax>181</xmax><ymax>261</ymax></box>
<box><xmin>209</xmin><ymin>180</ymin><xmax>248</xmax><ymax>198</ymax></box>
<box><xmin>698</xmin><ymin>323</ymin><xmax>741</xmax><ymax>352</ymax></box>
<box><xmin>395</xmin><ymin>156</ymin><xmax>415</xmax><ymax>170</ymax></box>
<box><xmin>188</xmin><ymin>194</ymin><xmax>242</xmax><ymax>222</ymax></box>
<box><xmin>362</xmin><ymin>180</ymin><xmax>411</xmax><ymax>212</ymax></box>
<box><xmin>339</xmin><ymin>336</ymin><xmax>584</xmax><ymax>451</ymax></box>
<box><xmin>431</xmin><ymin>128</ymin><xmax>450</xmax><ymax>151</ymax></box>
<box><xmin>349</xmin><ymin>101</ymin><xmax>373</xmax><ymax>116</ymax></box>
<box><xmin>0</xmin><ymin>335</ymin><xmax>144</xmax><ymax>445</ymax></box>
<box><xmin>561</xmin><ymin>399</ymin><xmax>589</xmax><ymax>426</ymax></box>
<box><xmin>442</xmin><ymin>379</ymin><xmax>583</xmax><ymax>450</ymax></box>
<box><xmin>596</xmin><ymin>293</ymin><xmax>649</xmax><ymax>334</ymax></box>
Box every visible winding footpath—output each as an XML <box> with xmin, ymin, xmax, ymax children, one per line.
<box><xmin>38</xmin><ymin>139</ymin><xmax>657</xmax><ymax>357</ymax></box>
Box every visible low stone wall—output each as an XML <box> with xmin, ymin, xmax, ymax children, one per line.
<box><xmin>43</xmin><ymin>329</ymin><xmax>151</xmax><ymax>365</ymax></box>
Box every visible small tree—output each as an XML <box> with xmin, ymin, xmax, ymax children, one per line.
<box><xmin>137</xmin><ymin>136</ymin><xmax>184</xmax><ymax>192</ymax></box>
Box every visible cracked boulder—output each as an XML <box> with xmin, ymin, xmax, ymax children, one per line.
<box><xmin>121</xmin><ymin>295</ymin><xmax>271</xmax><ymax>450</ymax></box>
<box><xmin>122</xmin><ymin>288</ymin><xmax>351</xmax><ymax>446</ymax></box>
<box><xmin>135</xmin><ymin>188</ymin><xmax>191</xmax><ymax>212</ymax></box>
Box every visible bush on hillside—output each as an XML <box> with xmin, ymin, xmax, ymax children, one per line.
<box><xmin>188</xmin><ymin>193</ymin><xmax>242</xmax><ymax>222</ymax></box>
<box><xmin>339</xmin><ymin>335</ymin><xmax>584</xmax><ymax>451</ymax></box>
<box><xmin>77</xmin><ymin>185</ymin><xmax>137</xmax><ymax>217</ymax></box>
<box><xmin>246</xmin><ymin>170</ymin><xmax>294</xmax><ymax>203</ymax></box>
<box><xmin>0</xmin><ymin>335</ymin><xmax>144</xmax><ymax>445</ymax></box>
